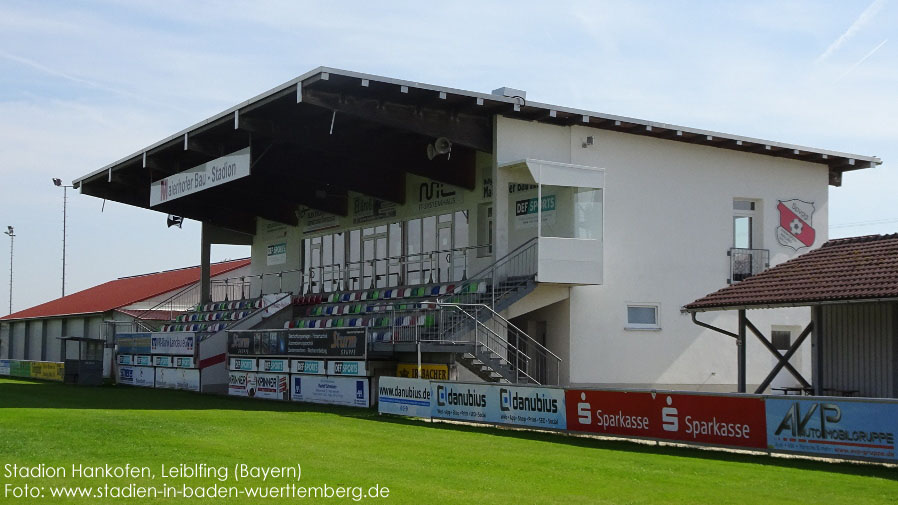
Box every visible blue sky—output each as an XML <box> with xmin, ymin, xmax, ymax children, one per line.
<box><xmin>0</xmin><ymin>0</ymin><xmax>894</xmax><ymax>312</ymax></box>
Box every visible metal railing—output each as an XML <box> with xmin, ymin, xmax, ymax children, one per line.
<box><xmin>728</xmin><ymin>247</ymin><xmax>770</xmax><ymax>283</ymax></box>
<box><xmin>440</xmin><ymin>237</ymin><xmax>538</xmax><ymax>309</ymax></box>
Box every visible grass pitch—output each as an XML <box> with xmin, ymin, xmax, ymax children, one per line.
<box><xmin>0</xmin><ymin>378</ymin><xmax>896</xmax><ymax>504</ymax></box>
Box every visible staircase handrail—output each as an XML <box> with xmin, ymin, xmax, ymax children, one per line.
<box><xmin>463</xmin><ymin>237</ymin><xmax>538</xmax><ymax>286</ymax></box>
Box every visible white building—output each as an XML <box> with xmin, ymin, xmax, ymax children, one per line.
<box><xmin>70</xmin><ymin>67</ymin><xmax>881</xmax><ymax>392</ymax></box>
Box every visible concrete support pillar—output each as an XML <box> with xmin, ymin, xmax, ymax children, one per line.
<box><xmin>737</xmin><ymin>309</ymin><xmax>747</xmax><ymax>393</ymax></box>
<box><xmin>201</xmin><ymin>223</ymin><xmax>212</xmax><ymax>304</ymax></box>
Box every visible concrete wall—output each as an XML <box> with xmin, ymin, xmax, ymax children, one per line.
<box><xmin>496</xmin><ymin>116</ymin><xmax>824</xmax><ymax>389</ymax></box>
<box><xmin>2</xmin><ymin>312</ymin><xmax>111</xmax><ymax>363</ymax></box>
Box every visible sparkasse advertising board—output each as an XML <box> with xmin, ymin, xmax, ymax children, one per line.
<box><xmin>766</xmin><ymin>397</ymin><xmax>898</xmax><ymax>462</ymax></box>
<box><xmin>431</xmin><ymin>381</ymin><xmax>566</xmax><ymax>430</ymax></box>
<box><xmin>565</xmin><ymin>390</ymin><xmax>767</xmax><ymax>449</ymax></box>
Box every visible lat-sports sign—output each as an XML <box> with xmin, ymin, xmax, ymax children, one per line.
<box><xmin>432</xmin><ymin>382</ymin><xmax>566</xmax><ymax>430</ymax></box>
<box><xmin>150</xmin><ymin>147</ymin><xmax>251</xmax><ymax>206</ymax></box>
<box><xmin>776</xmin><ymin>199</ymin><xmax>816</xmax><ymax>250</ymax></box>
<box><xmin>766</xmin><ymin>397</ymin><xmax>898</xmax><ymax>462</ymax></box>
<box><xmin>565</xmin><ymin>390</ymin><xmax>767</xmax><ymax>449</ymax></box>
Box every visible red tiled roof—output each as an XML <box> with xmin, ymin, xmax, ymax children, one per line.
<box><xmin>1</xmin><ymin>259</ymin><xmax>250</xmax><ymax>320</ymax></box>
<box><xmin>685</xmin><ymin>234</ymin><xmax>898</xmax><ymax>311</ymax></box>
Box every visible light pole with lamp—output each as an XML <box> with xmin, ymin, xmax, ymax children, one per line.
<box><xmin>53</xmin><ymin>178</ymin><xmax>72</xmax><ymax>297</ymax></box>
<box><xmin>3</xmin><ymin>226</ymin><xmax>13</xmax><ymax>315</ymax></box>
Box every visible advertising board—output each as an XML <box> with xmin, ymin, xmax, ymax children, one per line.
<box><xmin>766</xmin><ymin>397</ymin><xmax>898</xmax><ymax>462</ymax></box>
<box><xmin>327</xmin><ymin>360</ymin><xmax>367</xmax><ymax>376</ymax></box>
<box><xmin>228</xmin><ymin>329</ymin><xmax>365</xmax><ymax>358</ymax></box>
<box><xmin>397</xmin><ymin>363</ymin><xmax>449</xmax><ymax>380</ymax></box>
<box><xmin>134</xmin><ymin>355</ymin><xmax>153</xmax><ymax>367</ymax></box>
<box><xmin>10</xmin><ymin>361</ymin><xmax>31</xmax><ymax>378</ymax></box>
<box><xmin>378</xmin><ymin>377</ymin><xmax>432</xmax><ymax>418</ymax></box>
<box><xmin>31</xmin><ymin>362</ymin><xmax>64</xmax><ymax>382</ymax></box>
<box><xmin>431</xmin><ymin>382</ymin><xmax>566</xmax><ymax>430</ymax></box>
<box><xmin>118</xmin><ymin>366</ymin><xmax>155</xmax><ymax>387</ymax></box>
<box><xmin>116</xmin><ymin>333</ymin><xmax>151</xmax><ymax>354</ymax></box>
<box><xmin>228</xmin><ymin>371</ymin><xmax>254</xmax><ymax>397</ymax></box>
<box><xmin>259</xmin><ymin>358</ymin><xmax>289</xmax><ymax>373</ymax></box>
<box><xmin>155</xmin><ymin>367</ymin><xmax>200</xmax><ymax>392</ymax></box>
<box><xmin>290</xmin><ymin>360</ymin><xmax>325</xmax><ymax>374</ymax></box>
<box><xmin>150</xmin><ymin>332</ymin><xmax>195</xmax><ymax>355</ymax></box>
<box><xmin>117</xmin><ymin>354</ymin><xmax>134</xmax><ymax>366</ymax></box>
<box><xmin>229</xmin><ymin>357</ymin><xmax>256</xmax><ymax>371</ymax></box>
<box><xmin>174</xmin><ymin>356</ymin><xmax>195</xmax><ymax>368</ymax></box>
<box><xmin>290</xmin><ymin>375</ymin><xmax>369</xmax><ymax>408</ymax></box>
<box><xmin>565</xmin><ymin>390</ymin><xmax>767</xmax><ymax>449</ymax></box>
<box><xmin>0</xmin><ymin>359</ymin><xmax>9</xmax><ymax>376</ymax></box>
<box><xmin>253</xmin><ymin>373</ymin><xmax>288</xmax><ymax>400</ymax></box>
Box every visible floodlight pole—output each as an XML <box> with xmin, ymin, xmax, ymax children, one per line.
<box><xmin>54</xmin><ymin>179</ymin><xmax>72</xmax><ymax>297</ymax></box>
<box><xmin>3</xmin><ymin>227</ymin><xmax>13</xmax><ymax>315</ymax></box>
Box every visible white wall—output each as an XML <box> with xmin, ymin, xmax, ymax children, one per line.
<box><xmin>496</xmin><ymin>117</ymin><xmax>826</xmax><ymax>389</ymax></box>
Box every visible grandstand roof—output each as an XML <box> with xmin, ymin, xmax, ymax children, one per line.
<box><xmin>0</xmin><ymin>259</ymin><xmax>250</xmax><ymax>321</ymax></box>
<box><xmin>684</xmin><ymin>234</ymin><xmax>898</xmax><ymax>311</ymax></box>
<box><xmin>73</xmin><ymin>67</ymin><xmax>881</xmax><ymax>235</ymax></box>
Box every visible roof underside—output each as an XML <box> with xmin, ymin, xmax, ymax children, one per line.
<box><xmin>685</xmin><ymin>234</ymin><xmax>898</xmax><ymax>312</ymax></box>
<box><xmin>74</xmin><ymin>67</ymin><xmax>882</xmax><ymax>235</ymax></box>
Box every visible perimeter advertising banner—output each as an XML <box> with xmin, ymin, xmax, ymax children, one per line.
<box><xmin>229</xmin><ymin>358</ymin><xmax>256</xmax><ymax>371</ymax></box>
<box><xmin>291</xmin><ymin>360</ymin><xmax>325</xmax><ymax>374</ymax></box>
<box><xmin>327</xmin><ymin>360</ymin><xmax>367</xmax><ymax>376</ymax></box>
<box><xmin>116</xmin><ymin>333</ymin><xmax>152</xmax><ymax>354</ymax></box>
<box><xmin>228</xmin><ymin>371</ymin><xmax>254</xmax><ymax>397</ymax></box>
<box><xmin>10</xmin><ymin>361</ymin><xmax>31</xmax><ymax>378</ymax></box>
<box><xmin>565</xmin><ymin>390</ymin><xmax>767</xmax><ymax>449</ymax></box>
<box><xmin>154</xmin><ymin>355</ymin><xmax>172</xmax><ymax>367</ymax></box>
<box><xmin>174</xmin><ymin>356</ymin><xmax>195</xmax><ymax>368</ymax></box>
<box><xmin>134</xmin><ymin>355</ymin><xmax>153</xmax><ymax>367</ymax></box>
<box><xmin>253</xmin><ymin>373</ymin><xmax>288</xmax><ymax>400</ymax></box>
<box><xmin>397</xmin><ymin>363</ymin><xmax>449</xmax><ymax>380</ymax></box>
<box><xmin>259</xmin><ymin>358</ymin><xmax>289</xmax><ymax>373</ymax></box>
<box><xmin>0</xmin><ymin>360</ymin><xmax>9</xmax><ymax>376</ymax></box>
<box><xmin>228</xmin><ymin>329</ymin><xmax>366</xmax><ymax>359</ymax></box>
<box><xmin>155</xmin><ymin>367</ymin><xmax>200</xmax><ymax>392</ymax></box>
<box><xmin>31</xmin><ymin>362</ymin><xmax>64</xmax><ymax>382</ymax></box>
<box><xmin>118</xmin><ymin>366</ymin><xmax>155</xmax><ymax>387</ymax></box>
<box><xmin>150</xmin><ymin>333</ymin><xmax>196</xmax><ymax>355</ymax></box>
<box><xmin>766</xmin><ymin>397</ymin><xmax>898</xmax><ymax>462</ymax></box>
<box><xmin>118</xmin><ymin>355</ymin><xmax>134</xmax><ymax>366</ymax></box>
<box><xmin>378</xmin><ymin>377</ymin><xmax>432</xmax><ymax>418</ymax></box>
<box><xmin>290</xmin><ymin>375</ymin><xmax>369</xmax><ymax>408</ymax></box>
<box><xmin>431</xmin><ymin>382</ymin><xmax>567</xmax><ymax>430</ymax></box>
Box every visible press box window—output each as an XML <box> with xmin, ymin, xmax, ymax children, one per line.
<box><xmin>626</xmin><ymin>305</ymin><xmax>660</xmax><ymax>330</ymax></box>
<box><xmin>771</xmin><ymin>330</ymin><xmax>791</xmax><ymax>351</ymax></box>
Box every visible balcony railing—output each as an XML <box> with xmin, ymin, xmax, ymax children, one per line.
<box><xmin>728</xmin><ymin>247</ymin><xmax>769</xmax><ymax>283</ymax></box>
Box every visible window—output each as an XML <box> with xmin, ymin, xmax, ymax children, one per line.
<box><xmin>732</xmin><ymin>199</ymin><xmax>759</xmax><ymax>249</ymax></box>
<box><xmin>771</xmin><ymin>330</ymin><xmax>792</xmax><ymax>351</ymax></box>
<box><xmin>626</xmin><ymin>304</ymin><xmax>660</xmax><ymax>330</ymax></box>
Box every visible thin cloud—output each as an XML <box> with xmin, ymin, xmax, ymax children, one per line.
<box><xmin>0</xmin><ymin>50</ymin><xmax>190</xmax><ymax>114</ymax></box>
<box><xmin>837</xmin><ymin>39</ymin><xmax>888</xmax><ymax>81</ymax></box>
<box><xmin>816</xmin><ymin>0</ymin><xmax>887</xmax><ymax>63</ymax></box>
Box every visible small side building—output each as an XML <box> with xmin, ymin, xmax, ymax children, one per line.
<box><xmin>0</xmin><ymin>258</ymin><xmax>250</xmax><ymax>364</ymax></box>
<box><xmin>685</xmin><ymin>234</ymin><xmax>898</xmax><ymax>398</ymax></box>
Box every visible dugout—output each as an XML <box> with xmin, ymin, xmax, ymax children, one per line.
<box><xmin>58</xmin><ymin>336</ymin><xmax>105</xmax><ymax>385</ymax></box>
<box><xmin>686</xmin><ymin>234</ymin><xmax>898</xmax><ymax>398</ymax></box>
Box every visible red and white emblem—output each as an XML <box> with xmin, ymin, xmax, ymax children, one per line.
<box><xmin>776</xmin><ymin>199</ymin><xmax>815</xmax><ymax>250</ymax></box>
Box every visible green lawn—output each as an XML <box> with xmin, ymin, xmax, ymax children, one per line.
<box><xmin>0</xmin><ymin>378</ymin><xmax>896</xmax><ymax>504</ymax></box>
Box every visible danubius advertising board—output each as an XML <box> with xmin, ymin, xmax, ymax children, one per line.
<box><xmin>766</xmin><ymin>397</ymin><xmax>898</xmax><ymax>462</ymax></box>
<box><xmin>431</xmin><ymin>381</ymin><xmax>566</xmax><ymax>430</ymax></box>
<box><xmin>378</xmin><ymin>377</ymin><xmax>432</xmax><ymax>419</ymax></box>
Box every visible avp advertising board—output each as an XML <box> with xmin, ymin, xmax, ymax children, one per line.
<box><xmin>431</xmin><ymin>382</ymin><xmax>566</xmax><ymax>430</ymax></box>
<box><xmin>118</xmin><ymin>366</ymin><xmax>155</xmax><ymax>387</ymax></box>
<box><xmin>766</xmin><ymin>397</ymin><xmax>898</xmax><ymax>462</ymax></box>
<box><xmin>565</xmin><ymin>390</ymin><xmax>767</xmax><ymax>449</ymax></box>
<box><xmin>378</xmin><ymin>377</ymin><xmax>432</xmax><ymax>418</ymax></box>
<box><xmin>291</xmin><ymin>375</ymin><xmax>369</xmax><ymax>408</ymax></box>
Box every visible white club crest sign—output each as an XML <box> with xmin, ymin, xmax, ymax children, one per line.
<box><xmin>776</xmin><ymin>199</ymin><xmax>816</xmax><ymax>250</ymax></box>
